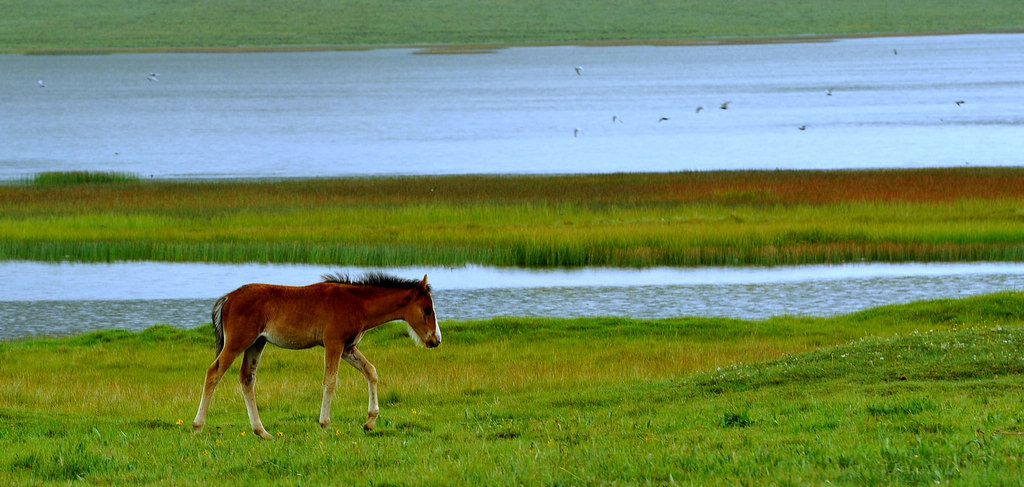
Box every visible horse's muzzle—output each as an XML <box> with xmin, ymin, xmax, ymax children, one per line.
<box><xmin>424</xmin><ymin>335</ymin><xmax>441</xmax><ymax>348</ymax></box>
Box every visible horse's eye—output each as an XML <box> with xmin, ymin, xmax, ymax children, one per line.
<box><xmin>424</xmin><ymin>307</ymin><xmax>434</xmax><ymax>316</ymax></box>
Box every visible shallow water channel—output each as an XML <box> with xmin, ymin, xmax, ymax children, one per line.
<box><xmin>1</xmin><ymin>261</ymin><xmax>1022</xmax><ymax>340</ymax></box>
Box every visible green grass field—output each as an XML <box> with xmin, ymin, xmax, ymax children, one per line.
<box><xmin>1</xmin><ymin>292</ymin><xmax>1023</xmax><ymax>485</ymax></box>
<box><xmin>5</xmin><ymin>4</ymin><xmax>1023</xmax><ymax>483</ymax></box>
<box><xmin>3</xmin><ymin>169</ymin><xmax>1023</xmax><ymax>267</ymax></box>
<box><xmin>1</xmin><ymin>0</ymin><xmax>1022</xmax><ymax>52</ymax></box>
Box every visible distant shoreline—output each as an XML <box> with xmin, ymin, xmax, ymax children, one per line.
<box><xmin>9</xmin><ymin>29</ymin><xmax>1024</xmax><ymax>55</ymax></box>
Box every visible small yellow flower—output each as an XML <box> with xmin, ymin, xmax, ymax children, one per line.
<box><xmin>547</xmin><ymin>438</ymin><xmax>554</xmax><ymax>447</ymax></box>
<box><xmin>240</xmin><ymin>431</ymin><xmax>247</xmax><ymax>437</ymax></box>
<box><xmin>412</xmin><ymin>409</ymin><xmax>418</xmax><ymax>415</ymax></box>
<box><xmin>277</xmin><ymin>431</ymin><xmax>284</xmax><ymax>437</ymax></box>
<box><xmin>175</xmin><ymin>419</ymin><xmax>183</xmax><ymax>426</ymax></box>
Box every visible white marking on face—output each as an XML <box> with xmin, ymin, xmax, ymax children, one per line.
<box><xmin>432</xmin><ymin>305</ymin><xmax>442</xmax><ymax>343</ymax></box>
<box><xmin>407</xmin><ymin>324</ymin><xmax>423</xmax><ymax>347</ymax></box>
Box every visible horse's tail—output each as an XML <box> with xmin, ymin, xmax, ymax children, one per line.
<box><xmin>211</xmin><ymin>295</ymin><xmax>228</xmax><ymax>357</ymax></box>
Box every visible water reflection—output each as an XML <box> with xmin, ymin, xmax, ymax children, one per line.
<box><xmin>1</xmin><ymin>262</ymin><xmax>1021</xmax><ymax>339</ymax></box>
<box><xmin>444</xmin><ymin>273</ymin><xmax>1023</xmax><ymax>320</ymax></box>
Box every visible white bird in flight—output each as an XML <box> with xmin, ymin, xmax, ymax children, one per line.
<box><xmin>574</xmin><ymin>65</ymin><xmax>583</xmax><ymax>76</ymax></box>
<box><xmin>37</xmin><ymin>80</ymin><xmax>45</xmax><ymax>88</ymax></box>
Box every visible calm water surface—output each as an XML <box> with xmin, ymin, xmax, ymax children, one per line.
<box><xmin>4</xmin><ymin>34</ymin><xmax>1024</xmax><ymax>339</ymax></box>
<box><xmin>2</xmin><ymin>34</ymin><xmax>1023</xmax><ymax>179</ymax></box>
<box><xmin>1</xmin><ymin>262</ymin><xmax>1021</xmax><ymax>339</ymax></box>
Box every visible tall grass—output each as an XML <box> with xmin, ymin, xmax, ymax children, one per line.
<box><xmin>2</xmin><ymin>169</ymin><xmax>1023</xmax><ymax>267</ymax></box>
<box><xmin>27</xmin><ymin>171</ymin><xmax>140</xmax><ymax>185</ymax></box>
<box><xmin>1</xmin><ymin>169</ymin><xmax>1023</xmax><ymax>267</ymax></box>
<box><xmin>1</xmin><ymin>292</ymin><xmax>1023</xmax><ymax>484</ymax></box>
<box><xmin>1</xmin><ymin>0</ymin><xmax>1022</xmax><ymax>52</ymax></box>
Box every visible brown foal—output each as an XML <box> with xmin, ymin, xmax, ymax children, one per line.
<box><xmin>192</xmin><ymin>273</ymin><xmax>441</xmax><ymax>439</ymax></box>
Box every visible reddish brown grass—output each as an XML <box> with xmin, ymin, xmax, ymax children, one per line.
<box><xmin>4</xmin><ymin>168</ymin><xmax>1023</xmax><ymax>212</ymax></box>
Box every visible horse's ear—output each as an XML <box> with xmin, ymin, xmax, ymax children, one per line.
<box><xmin>420</xmin><ymin>274</ymin><xmax>428</xmax><ymax>289</ymax></box>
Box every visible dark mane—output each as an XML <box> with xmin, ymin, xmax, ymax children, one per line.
<box><xmin>321</xmin><ymin>272</ymin><xmax>430</xmax><ymax>293</ymax></box>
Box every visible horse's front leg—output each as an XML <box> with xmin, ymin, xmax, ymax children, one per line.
<box><xmin>342</xmin><ymin>347</ymin><xmax>379</xmax><ymax>431</ymax></box>
<box><xmin>319</xmin><ymin>343</ymin><xmax>343</xmax><ymax>430</ymax></box>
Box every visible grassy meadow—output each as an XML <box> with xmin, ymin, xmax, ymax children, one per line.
<box><xmin>1</xmin><ymin>0</ymin><xmax>1023</xmax><ymax>52</ymax></box>
<box><xmin>5</xmin><ymin>1</ymin><xmax>1023</xmax><ymax>483</ymax></box>
<box><xmin>2</xmin><ymin>168</ymin><xmax>1023</xmax><ymax>268</ymax></box>
<box><xmin>1</xmin><ymin>292</ymin><xmax>1023</xmax><ymax>485</ymax></box>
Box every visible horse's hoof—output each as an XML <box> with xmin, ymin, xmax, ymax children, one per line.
<box><xmin>364</xmin><ymin>411</ymin><xmax>378</xmax><ymax>431</ymax></box>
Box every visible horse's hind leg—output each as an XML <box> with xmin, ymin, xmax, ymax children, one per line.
<box><xmin>192</xmin><ymin>346</ymin><xmax>243</xmax><ymax>434</ymax></box>
<box><xmin>239</xmin><ymin>337</ymin><xmax>272</xmax><ymax>439</ymax></box>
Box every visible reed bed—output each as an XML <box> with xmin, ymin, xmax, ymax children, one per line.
<box><xmin>1</xmin><ymin>168</ymin><xmax>1023</xmax><ymax>267</ymax></box>
<box><xmin>26</xmin><ymin>171</ymin><xmax>141</xmax><ymax>185</ymax></box>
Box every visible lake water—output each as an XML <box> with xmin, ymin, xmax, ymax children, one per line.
<box><xmin>3</xmin><ymin>33</ymin><xmax>1024</xmax><ymax>180</ymax></box>
<box><xmin>1</xmin><ymin>262</ymin><xmax>1022</xmax><ymax>340</ymax></box>
<box><xmin>3</xmin><ymin>34</ymin><xmax>1024</xmax><ymax>339</ymax></box>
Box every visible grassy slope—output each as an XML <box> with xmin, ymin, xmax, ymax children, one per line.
<box><xmin>1</xmin><ymin>292</ymin><xmax>1022</xmax><ymax>485</ymax></box>
<box><xmin>1</xmin><ymin>0</ymin><xmax>1022</xmax><ymax>52</ymax></box>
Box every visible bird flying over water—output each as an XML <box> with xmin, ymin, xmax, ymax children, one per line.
<box><xmin>695</xmin><ymin>106</ymin><xmax>703</xmax><ymax>113</ymax></box>
<box><xmin>658</xmin><ymin>117</ymin><xmax>669</xmax><ymax>122</ymax></box>
<box><xmin>798</xmin><ymin>125</ymin><xmax>807</xmax><ymax>131</ymax></box>
<box><xmin>37</xmin><ymin>80</ymin><xmax>45</xmax><ymax>88</ymax></box>
<box><xmin>826</xmin><ymin>89</ymin><xmax>833</xmax><ymax>96</ymax></box>
<box><xmin>147</xmin><ymin>72</ymin><xmax>159</xmax><ymax>82</ymax></box>
<box><xmin>574</xmin><ymin>65</ymin><xmax>583</xmax><ymax>76</ymax></box>
<box><xmin>955</xmin><ymin>100</ymin><xmax>965</xmax><ymax>106</ymax></box>
<box><xmin>720</xmin><ymin>101</ymin><xmax>730</xmax><ymax>110</ymax></box>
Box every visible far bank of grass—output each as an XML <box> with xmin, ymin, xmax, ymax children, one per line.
<box><xmin>2</xmin><ymin>0</ymin><xmax>1023</xmax><ymax>53</ymax></box>
<box><xmin>1</xmin><ymin>292</ymin><xmax>1022</xmax><ymax>485</ymax></box>
<box><xmin>2</xmin><ymin>168</ymin><xmax>1023</xmax><ymax>267</ymax></box>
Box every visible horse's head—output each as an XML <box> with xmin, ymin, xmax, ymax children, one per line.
<box><xmin>404</xmin><ymin>275</ymin><xmax>441</xmax><ymax>348</ymax></box>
